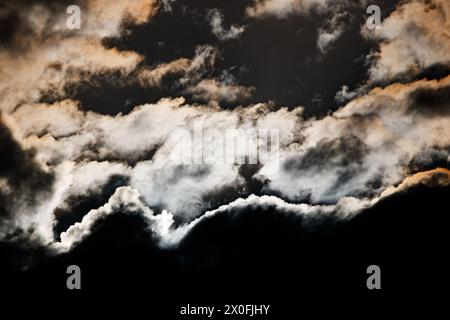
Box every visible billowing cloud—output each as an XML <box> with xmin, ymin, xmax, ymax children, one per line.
<box><xmin>1</xmin><ymin>0</ymin><xmax>449</xmax><ymax>281</ymax></box>
<box><xmin>9</xmin><ymin>97</ymin><xmax>302</xmax><ymax>217</ymax></box>
<box><xmin>0</xmin><ymin>116</ymin><xmax>71</xmax><ymax>244</ymax></box>
<box><xmin>52</xmin><ymin>185</ymin><xmax>367</xmax><ymax>252</ymax></box>
<box><xmin>3</xmin><ymin>73</ymin><xmax>449</xmax><ymax>247</ymax></box>
<box><xmin>0</xmin><ymin>0</ymin><xmax>158</xmax><ymax>112</ymax></box>
<box><xmin>260</xmin><ymin>76</ymin><xmax>450</xmax><ymax>203</ymax></box>
<box><xmin>0</xmin><ymin>117</ymin><xmax>55</xmax><ymax>219</ymax></box>
<box><xmin>364</xmin><ymin>0</ymin><xmax>450</xmax><ymax>81</ymax></box>
<box><xmin>52</xmin><ymin>166</ymin><xmax>450</xmax><ymax>253</ymax></box>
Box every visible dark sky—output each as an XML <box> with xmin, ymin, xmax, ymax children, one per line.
<box><xmin>64</xmin><ymin>0</ymin><xmax>401</xmax><ymax>117</ymax></box>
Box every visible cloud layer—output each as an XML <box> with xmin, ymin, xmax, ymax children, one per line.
<box><xmin>0</xmin><ymin>0</ymin><xmax>448</xmax><ymax>264</ymax></box>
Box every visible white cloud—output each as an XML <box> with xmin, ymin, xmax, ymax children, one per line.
<box><xmin>53</xmin><ymin>166</ymin><xmax>449</xmax><ymax>253</ymax></box>
<box><xmin>260</xmin><ymin>76</ymin><xmax>450</xmax><ymax>203</ymax></box>
<box><xmin>246</xmin><ymin>0</ymin><xmax>345</xmax><ymax>18</ymax></box>
<box><xmin>207</xmin><ymin>9</ymin><xmax>245</xmax><ymax>41</ymax></box>
<box><xmin>364</xmin><ymin>0</ymin><xmax>450</xmax><ymax>81</ymax></box>
<box><xmin>6</xmin><ymin>74</ymin><xmax>450</xmax><ymax>243</ymax></box>
<box><xmin>9</xmin><ymin>98</ymin><xmax>303</xmax><ymax>219</ymax></box>
<box><xmin>51</xmin><ymin>185</ymin><xmax>374</xmax><ymax>252</ymax></box>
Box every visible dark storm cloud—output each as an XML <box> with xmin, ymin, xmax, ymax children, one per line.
<box><xmin>57</xmin><ymin>166</ymin><xmax>450</xmax><ymax>255</ymax></box>
<box><xmin>408</xmin><ymin>148</ymin><xmax>450</xmax><ymax>173</ymax></box>
<box><xmin>407</xmin><ymin>85</ymin><xmax>450</xmax><ymax>117</ymax></box>
<box><xmin>282</xmin><ymin>135</ymin><xmax>369</xmax><ymax>200</ymax></box>
<box><xmin>412</xmin><ymin>63</ymin><xmax>450</xmax><ymax>83</ymax></box>
<box><xmin>48</xmin><ymin>70</ymin><xmax>164</xmax><ymax>116</ymax></box>
<box><xmin>53</xmin><ymin>174</ymin><xmax>130</xmax><ymax>239</ymax></box>
<box><xmin>4</xmin><ymin>169</ymin><xmax>449</xmax><ymax>300</ymax></box>
<box><xmin>0</xmin><ymin>117</ymin><xmax>54</xmax><ymax>217</ymax></box>
<box><xmin>0</xmin><ymin>4</ymin><xmax>19</xmax><ymax>45</ymax></box>
<box><xmin>284</xmin><ymin>135</ymin><xmax>367</xmax><ymax>172</ymax></box>
<box><xmin>72</xmin><ymin>137</ymin><xmax>162</xmax><ymax>166</ymax></box>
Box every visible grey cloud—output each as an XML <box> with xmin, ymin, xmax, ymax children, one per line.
<box><xmin>5</xmin><ymin>74</ymin><xmax>450</xmax><ymax>246</ymax></box>
<box><xmin>159</xmin><ymin>0</ymin><xmax>176</xmax><ymax>13</ymax></box>
<box><xmin>0</xmin><ymin>116</ymin><xmax>61</xmax><ymax>245</ymax></box>
<box><xmin>407</xmin><ymin>84</ymin><xmax>450</xmax><ymax>118</ymax></box>
<box><xmin>0</xmin><ymin>117</ymin><xmax>55</xmax><ymax>218</ymax></box>
<box><xmin>316</xmin><ymin>12</ymin><xmax>347</xmax><ymax>53</ymax></box>
<box><xmin>9</xmin><ymin>98</ymin><xmax>303</xmax><ymax>220</ymax></box>
<box><xmin>282</xmin><ymin>135</ymin><xmax>369</xmax><ymax>201</ymax></box>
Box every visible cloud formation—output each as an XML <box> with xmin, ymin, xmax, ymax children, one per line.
<box><xmin>4</xmin><ymin>72</ymin><xmax>449</xmax><ymax>248</ymax></box>
<box><xmin>0</xmin><ymin>0</ymin><xmax>158</xmax><ymax>111</ymax></box>
<box><xmin>52</xmin><ymin>166</ymin><xmax>450</xmax><ymax>253</ymax></box>
<box><xmin>365</xmin><ymin>0</ymin><xmax>450</xmax><ymax>81</ymax></box>
<box><xmin>317</xmin><ymin>12</ymin><xmax>347</xmax><ymax>53</ymax></box>
<box><xmin>0</xmin><ymin>0</ymin><xmax>449</xmax><ymax>267</ymax></box>
<box><xmin>52</xmin><ymin>185</ymin><xmax>366</xmax><ymax>252</ymax></box>
<box><xmin>264</xmin><ymin>76</ymin><xmax>450</xmax><ymax>203</ymax></box>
